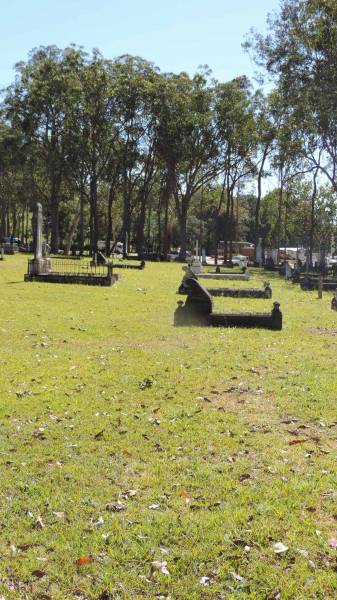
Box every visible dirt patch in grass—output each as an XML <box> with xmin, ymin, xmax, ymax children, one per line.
<box><xmin>307</xmin><ymin>327</ymin><xmax>337</xmax><ymax>336</ymax></box>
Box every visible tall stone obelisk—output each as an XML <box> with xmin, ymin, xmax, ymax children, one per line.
<box><xmin>30</xmin><ymin>203</ymin><xmax>52</xmax><ymax>275</ymax></box>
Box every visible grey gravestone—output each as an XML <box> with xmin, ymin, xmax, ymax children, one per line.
<box><xmin>331</xmin><ymin>293</ymin><xmax>337</xmax><ymax>311</ymax></box>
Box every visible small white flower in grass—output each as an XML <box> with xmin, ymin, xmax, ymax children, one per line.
<box><xmin>273</xmin><ymin>542</ymin><xmax>288</xmax><ymax>554</ymax></box>
<box><xmin>151</xmin><ymin>560</ymin><xmax>170</xmax><ymax>576</ymax></box>
<box><xmin>231</xmin><ymin>571</ymin><xmax>246</xmax><ymax>582</ymax></box>
<box><xmin>328</xmin><ymin>537</ymin><xmax>337</xmax><ymax>548</ymax></box>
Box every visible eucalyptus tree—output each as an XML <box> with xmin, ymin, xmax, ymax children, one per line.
<box><xmin>214</xmin><ymin>76</ymin><xmax>257</xmax><ymax>260</ymax></box>
<box><xmin>155</xmin><ymin>69</ymin><xmax>222</xmax><ymax>259</ymax></box>
<box><xmin>112</xmin><ymin>55</ymin><xmax>161</xmax><ymax>256</ymax></box>
<box><xmin>4</xmin><ymin>45</ymin><xmax>86</xmax><ymax>251</ymax></box>
<box><xmin>251</xmin><ymin>91</ymin><xmax>277</xmax><ymax>252</ymax></box>
<box><xmin>0</xmin><ymin>116</ymin><xmax>33</xmax><ymax>240</ymax></box>
<box><xmin>245</xmin><ymin>0</ymin><xmax>337</xmax><ymax>191</ymax></box>
<box><xmin>75</xmin><ymin>51</ymin><xmax>121</xmax><ymax>254</ymax></box>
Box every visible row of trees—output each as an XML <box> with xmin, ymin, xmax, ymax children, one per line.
<box><xmin>0</xmin><ymin>0</ymin><xmax>336</xmax><ymax>260</ymax></box>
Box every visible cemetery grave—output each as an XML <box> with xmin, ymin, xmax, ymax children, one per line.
<box><xmin>24</xmin><ymin>204</ymin><xmax>118</xmax><ymax>287</ymax></box>
<box><xmin>175</xmin><ymin>277</ymin><xmax>282</xmax><ymax>330</ymax></box>
<box><xmin>178</xmin><ymin>269</ymin><xmax>272</xmax><ymax>298</ymax></box>
<box><xmin>0</xmin><ymin>257</ymin><xmax>337</xmax><ymax>599</ymax></box>
<box><xmin>185</xmin><ymin>259</ymin><xmax>251</xmax><ymax>281</ymax></box>
<box><xmin>299</xmin><ymin>275</ymin><xmax>337</xmax><ymax>292</ymax></box>
<box><xmin>93</xmin><ymin>251</ymin><xmax>146</xmax><ymax>270</ymax></box>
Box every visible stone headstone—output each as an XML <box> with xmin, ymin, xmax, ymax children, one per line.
<box><xmin>285</xmin><ymin>261</ymin><xmax>292</xmax><ymax>280</ymax></box>
<box><xmin>187</xmin><ymin>258</ymin><xmax>202</xmax><ymax>275</ymax></box>
<box><xmin>331</xmin><ymin>293</ymin><xmax>337</xmax><ymax>311</ymax></box>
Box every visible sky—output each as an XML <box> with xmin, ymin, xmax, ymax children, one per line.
<box><xmin>0</xmin><ymin>0</ymin><xmax>281</xmax><ymax>89</ymax></box>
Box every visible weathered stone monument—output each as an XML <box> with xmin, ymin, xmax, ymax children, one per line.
<box><xmin>25</xmin><ymin>203</ymin><xmax>118</xmax><ymax>286</ymax></box>
<box><xmin>285</xmin><ymin>261</ymin><xmax>293</xmax><ymax>280</ymax></box>
<box><xmin>27</xmin><ymin>203</ymin><xmax>52</xmax><ymax>276</ymax></box>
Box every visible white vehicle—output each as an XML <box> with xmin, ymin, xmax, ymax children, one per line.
<box><xmin>232</xmin><ymin>254</ymin><xmax>248</xmax><ymax>267</ymax></box>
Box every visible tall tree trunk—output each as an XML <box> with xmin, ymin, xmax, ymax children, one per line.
<box><xmin>50</xmin><ymin>197</ymin><xmax>60</xmax><ymax>252</ymax></box>
<box><xmin>79</xmin><ymin>186</ymin><xmax>85</xmax><ymax>255</ymax></box>
<box><xmin>254</xmin><ymin>145</ymin><xmax>269</xmax><ymax>258</ymax></box>
<box><xmin>65</xmin><ymin>203</ymin><xmax>81</xmax><ymax>255</ymax></box>
<box><xmin>309</xmin><ymin>167</ymin><xmax>319</xmax><ymax>267</ymax></box>
<box><xmin>50</xmin><ymin>172</ymin><xmax>62</xmax><ymax>253</ymax></box>
<box><xmin>276</xmin><ymin>166</ymin><xmax>284</xmax><ymax>260</ymax></box>
<box><xmin>90</xmin><ymin>171</ymin><xmax>98</xmax><ymax>255</ymax></box>
<box><xmin>177</xmin><ymin>199</ymin><xmax>188</xmax><ymax>260</ymax></box>
<box><xmin>229</xmin><ymin>191</ymin><xmax>234</xmax><ymax>261</ymax></box>
<box><xmin>11</xmin><ymin>205</ymin><xmax>17</xmax><ymax>238</ymax></box>
<box><xmin>161</xmin><ymin>175</ymin><xmax>172</xmax><ymax>258</ymax></box>
<box><xmin>136</xmin><ymin>189</ymin><xmax>148</xmax><ymax>256</ymax></box>
<box><xmin>223</xmin><ymin>181</ymin><xmax>231</xmax><ymax>263</ymax></box>
<box><xmin>25</xmin><ymin>203</ymin><xmax>29</xmax><ymax>244</ymax></box>
<box><xmin>146</xmin><ymin>204</ymin><xmax>152</xmax><ymax>252</ymax></box>
<box><xmin>122</xmin><ymin>168</ymin><xmax>131</xmax><ymax>258</ymax></box>
<box><xmin>106</xmin><ymin>182</ymin><xmax>115</xmax><ymax>256</ymax></box>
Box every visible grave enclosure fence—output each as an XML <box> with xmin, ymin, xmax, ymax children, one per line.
<box><xmin>25</xmin><ymin>257</ymin><xmax>118</xmax><ymax>286</ymax></box>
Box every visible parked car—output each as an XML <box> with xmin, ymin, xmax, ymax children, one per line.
<box><xmin>2</xmin><ymin>236</ymin><xmax>21</xmax><ymax>245</ymax></box>
<box><xmin>232</xmin><ymin>254</ymin><xmax>248</xmax><ymax>267</ymax></box>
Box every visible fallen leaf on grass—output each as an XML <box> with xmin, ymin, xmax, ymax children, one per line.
<box><xmin>199</xmin><ymin>576</ymin><xmax>211</xmax><ymax>586</ymax></box>
<box><xmin>74</xmin><ymin>556</ymin><xmax>93</xmax><ymax>566</ymax></box>
<box><xmin>31</xmin><ymin>569</ymin><xmax>46</xmax><ymax>578</ymax></box>
<box><xmin>239</xmin><ymin>473</ymin><xmax>251</xmax><ymax>482</ymax></box>
<box><xmin>148</xmin><ymin>503</ymin><xmax>160</xmax><ymax>510</ymax></box>
<box><xmin>105</xmin><ymin>502</ymin><xmax>126</xmax><ymax>512</ymax></box>
<box><xmin>289</xmin><ymin>439</ymin><xmax>306</xmax><ymax>446</ymax></box>
<box><xmin>34</xmin><ymin>516</ymin><xmax>45</xmax><ymax>529</ymax></box>
<box><xmin>32</xmin><ymin>429</ymin><xmax>47</xmax><ymax>440</ymax></box>
<box><xmin>180</xmin><ymin>489</ymin><xmax>191</xmax><ymax>505</ymax></box>
<box><xmin>139</xmin><ymin>378</ymin><xmax>155</xmax><ymax>390</ymax></box>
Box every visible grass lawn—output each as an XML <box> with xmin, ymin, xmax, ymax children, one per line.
<box><xmin>0</xmin><ymin>255</ymin><xmax>337</xmax><ymax>599</ymax></box>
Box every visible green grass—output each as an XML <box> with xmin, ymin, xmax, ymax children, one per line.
<box><xmin>0</xmin><ymin>255</ymin><xmax>337</xmax><ymax>599</ymax></box>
